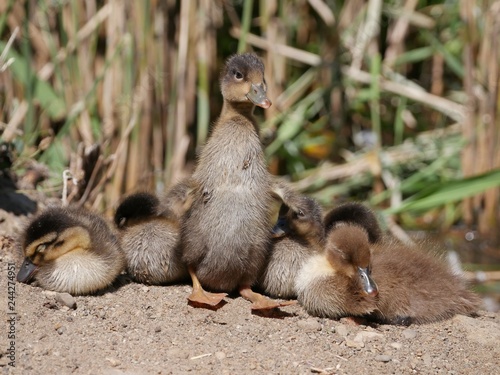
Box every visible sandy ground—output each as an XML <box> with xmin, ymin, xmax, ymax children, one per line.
<box><xmin>1</xmin><ymin>209</ymin><xmax>500</xmax><ymax>375</ymax></box>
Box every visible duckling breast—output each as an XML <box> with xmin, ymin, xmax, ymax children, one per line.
<box><xmin>35</xmin><ymin>249</ymin><xmax>124</xmax><ymax>295</ymax></box>
<box><xmin>182</xmin><ymin>118</ymin><xmax>274</xmax><ymax>292</ymax></box>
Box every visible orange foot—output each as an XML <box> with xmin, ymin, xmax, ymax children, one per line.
<box><xmin>239</xmin><ymin>285</ymin><xmax>297</xmax><ymax>310</ymax></box>
<box><xmin>187</xmin><ymin>288</ymin><xmax>227</xmax><ymax>307</ymax></box>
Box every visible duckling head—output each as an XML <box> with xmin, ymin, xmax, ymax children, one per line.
<box><xmin>324</xmin><ymin>202</ymin><xmax>382</xmax><ymax>244</ymax></box>
<box><xmin>220</xmin><ymin>53</ymin><xmax>271</xmax><ymax>109</ymax></box>
<box><xmin>285</xmin><ymin>196</ymin><xmax>325</xmax><ymax>245</ymax></box>
<box><xmin>325</xmin><ymin>224</ymin><xmax>379</xmax><ymax>297</ymax></box>
<box><xmin>114</xmin><ymin>192</ymin><xmax>160</xmax><ymax>229</ymax></box>
<box><xmin>17</xmin><ymin>209</ymin><xmax>91</xmax><ymax>284</ymax></box>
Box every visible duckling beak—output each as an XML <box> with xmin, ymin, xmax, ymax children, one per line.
<box><xmin>17</xmin><ymin>258</ymin><xmax>38</xmax><ymax>283</ymax></box>
<box><xmin>271</xmin><ymin>216</ymin><xmax>288</xmax><ymax>238</ymax></box>
<box><xmin>358</xmin><ymin>267</ymin><xmax>378</xmax><ymax>297</ymax></box>
<box><xmin>246</xmin><ymin>83</ymin><xmax>272</xmax><ymax>108</ymax></box>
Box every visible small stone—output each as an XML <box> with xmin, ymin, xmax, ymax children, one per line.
<box><xmin>215</xmin><ymin>352</ymin><xmax>226</xmax><ymax>360</ymax></box>
<box><xmin>105</xmin><ymin>357</ymin><xmax>121</xmax><ymax>367</ymax></box>
<box><xmin>402</xmin><ymin>329</ymin><xmax>417</xmax><ymax>339</ymax></box>
<box><xmin>56</xmin><ymin>326</ymin><xmax>66</xmax><ymax>335</ymax></box>
<box><xmin>297</xmin><ymin>318</ymin><xmax>322</xmax><ymax>331</ymax></box>
<box><xmin>141</xmin><ymin>286</ymin><xmax>149</xmax><ymax>292</ymax></box>
<box><xmin>346</xmin><ymin>339</ymin><xmax>364</xmax><ymax>348</ymax></box>
<box><xmin>390</xmin><ymin>342</ymin><xmax>402</xmax><ymax>350</ymax></box>
<box><xmin>336</xmin><ymin>324</ymin><xmax>349</xmax><ymax>337</ymax></box>
<box><xmin>154</xmin><ymin>327</ymin><xmax>161</xmax><ymax>333</ymax></box>
<box><xmin>354</xmin><ymin>331</ymin><xmax>383</xmax><ymax>343</ymax></box>
<box><xmin>375</xmin><ymin>355</ymin><xmax>392</xmax><ymax>362</ymax></box>
<box><xmin>55</xmin><ymin>293</ymin><xmax>77</xmax><ymax>309</ymax></box>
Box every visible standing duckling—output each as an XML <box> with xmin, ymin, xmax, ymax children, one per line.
<box><xmin>181</xmin><ymin>53</ymin><xmax>293</xmax><ymax>310</ymax></box>
<box><xmin>295</xmin><ymin>223</ymin><xmax>379</xmax><ymax>319</ymax></box>
<box><xmin>17</xmin><ymin>206</ymin><xmax>125</xmax><ymax>295</ymax></box>
<box><xmin>260</xmin><ymin>195</ymin><xmax>325</xmax><ymax>299</ymax></box>
<box><xmin>114</xmin><ymin>190</ymin><xmax>189</xmax><ymax>285</ymax></box>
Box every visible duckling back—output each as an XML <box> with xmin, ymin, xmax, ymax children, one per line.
<box><xmin>370</xmin><ymin>240</ymin><xmax>481</xmax><ymax>324</ymax></box>
<box><xmin>115</xmin><ymin>191</ymin><xmax>188</xmax><ymax>285</ymax></box>
<box><xmin>18</xmin><ymin>206</ymin><xmax>125</xmax><ymax>295</ymax></box>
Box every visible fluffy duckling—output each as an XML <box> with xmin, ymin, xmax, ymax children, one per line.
<box><xmin>260</xmin><ymin>195</ymin><xmax>324</xmax><ymax>299</ymax></box>
<box><xmin>114</xmin><ymin>191</ymin><xmax>188</xmax><ymax>285</ymax></box>
<box><xmin>295</xmin><ymin>223</ymin><xmax>379</xmax><ymax>319</ymax></box>
<box><xmin>297</xmin><ymin>202</ymin><xmax>481</xmax><ymax>324</ymax></box>
<box><xmin>17</xmin><ymin>206</ymin><xmax>125</xmax><ymax>295</ymax></box>
<box><xmin>181</xmin><ymin>53</ymin><xmax>294</xmax><ymax>310</ymax></box>
<box><xmin>369</xmin><ymin>237</ymin><xmax>481</xmax><ymax>324</ymax></box>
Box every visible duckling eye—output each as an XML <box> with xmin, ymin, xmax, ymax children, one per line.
<box><xmin>36</xmin><ymin>244</ymin><xmax>46</xmax><ymax>253</ymax></box>
<box><xmin>233</xmin><ymin>70</ymin><xmax>243</xmax><ymax>81</ymax></box>
<box><xmin>297</xmin><ymin>210</ymin><xmax>305</xmax><ymax>218</ymax></box>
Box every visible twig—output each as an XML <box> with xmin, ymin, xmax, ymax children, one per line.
<box><xmin>190</xmin><ymin>353</ymin><xmax>212</xmax><ymax>360</ymax></box>
<box><xmin>0</xmin><ymin>26</ymin><xmax>18</xmax><ymax>72</ymax></box>
<box><xmin>464</xmin><ymin>270</ymin><xmax>500</xmax><ymax>283</ymax></box>
<box><xmin>342</xmin><ymin>65</ymin><xmax>465</xmax><ymax>122</ymax></box>
<box><xmin>62</xmin><ymin>170</ymin><xmax>78</xmax><ymax>207</ymax></box>
<box><xmin>2</xmin><ymin>101</ymin><xmax>28</xmax><ymax>142</ymax></box>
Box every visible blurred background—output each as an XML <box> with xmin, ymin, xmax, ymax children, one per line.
<box><xmin>0</xmin><ymin>1</ymin><xmax>499</xmax><ymax>307</ymax></box>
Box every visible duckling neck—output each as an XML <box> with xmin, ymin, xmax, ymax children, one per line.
<box><xmin>221</xmin><ymin>101</ymin><xmax>256</xmax><ymax>120</ymax></box>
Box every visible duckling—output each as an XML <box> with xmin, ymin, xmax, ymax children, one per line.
<box><xmin>181</xmin><ymin>53</ymin><xmax>294</xmax><ymax>310</ymax></box>
<box><xmin>297</xmin><ymin>203</ymin><xmax>481</xmax><ymax>323</ymax></box>
<box><xmin>114</xmin><ymin>191</ymin><xmax>189</xmax><ymax>285</ymax></box>
<box><xmin>295</xmin><ymin>223</ymin><xmax>379</xmax><ymax>319</ymax></box>
<box><xmin>17</xmin><ymin>206</ymin><xmax>125</xmax><ymax>295</ymax></box>
<box><xmin>260</xmin><ymin>195</ymin><xmax>325</xmax><ymax>299</ymax></box>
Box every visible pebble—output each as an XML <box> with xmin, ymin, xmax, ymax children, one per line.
<box><xmin>56</xmin><ymin>326</ymin><xmax>66</xmax><ymax>335</ymax></box>
<box><xmin>402</xmin><ymin>329</ymin><xmax>417</xmax><ymax>339</ymax></box>
<box><xmin>390</xmin><ymin>342</ymin><xmax>402</xmax><ymax>350</ymax></box>
<box><xmin>354</xmin><ymin>331</ymin><xmax>383</xmax><ymax>343</ymax></box>
<box><xmin>55</xmin><ymin>293</ymin><xmax>77</xmax><ymax>309</ymax></box>
<box><xmin>336</xmin><ymin>324</ymin><xmax>349</xmax><ymax>337</ymax></box>
<box><xmin>105</xmin><ymin>357</ymin><xmax>121</xmax><ymax>367</ymax></box>
<box><xmin>297</xmin><ymin>318</ymin><xmax>322</xmax><ymax>331</ymax></box>
<box><xmin>215</xmin><ymin>352</ymin><xmax>226</xmax><ymax>360</ymax></box>
<box><xmin>346</xmin><ymin>339</ymin><xmax>364</xmax><ymax>348</ymax></box>
<box><xmin>375</xmin><ymin>355</ymin><xmax>392</xmax><ymax>362</ymax></box>
<box><xmin>154</xmin><ymin>327</ymin><xmax>161</xmax><ymax>333</ymax></box>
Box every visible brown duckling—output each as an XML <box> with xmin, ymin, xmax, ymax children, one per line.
<box><xmin>295</xmin><ymin>223</ymin><xmax>379</xmax><ymax>319</ymax></box>
<box><xmin>298</xmin><ymin>203</ymin><xmax>481</xmax><ymax>324</ymax></box>
<box><xmin>369</xmin><ymin>237</ymin><xmax>481</xmax><ymax>324</ymax></box>
<box><xmin>114</xmin><ymin>191</ymin><xmax>188</xmax><ymax>285</ymax></box>
<box><xmin>181</xmin><ymin>53</ymin><xmax>294</xmax><ymax>310</ymax></box>
<box><xmin>17</xmin><ymin>206</ymin><xmax>125</xmax><ymax>295</ymax></box>
<box><xmin>260</xmin><ymin>195</ymin><xmax>325</xmax><ymax>299</ymax></box>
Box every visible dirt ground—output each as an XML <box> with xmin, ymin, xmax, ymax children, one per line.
<box><xmin>1</xmin><ymin>209</ymin><xmax>499</xmax><ymax>375</ymax></box>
